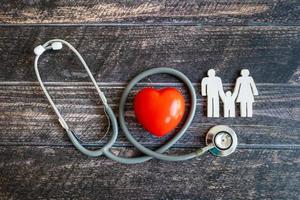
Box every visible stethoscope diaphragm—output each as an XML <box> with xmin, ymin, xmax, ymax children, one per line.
<box><xmin>206</xmin><ymin>125</ymin><xmax>238</xmax><ymax>157</ymax></box>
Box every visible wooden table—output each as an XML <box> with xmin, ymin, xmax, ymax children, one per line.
<box><xmin>0</xmin><ymin>1</ymin><xmax>299</xmax><ymax>199</ymax></box>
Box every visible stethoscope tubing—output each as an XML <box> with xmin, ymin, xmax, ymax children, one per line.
<box><xmin>107</xmin><ymin>67</ymin><xmax>213</xmax><ymax>163</ymax></box>
<box><xmin>34</xmin><ymin>39</ymin><xmax>118</xmax><ymax>157</ymax></box>
<box><xmin>67</xmin><ymin>105</ymin><xmax>118</xmax><ymax>157</ymax></box>
<box><xmin>34</xmin><ymin>39</ymin><xmax>215</xmax><ymax>164</ymax></box>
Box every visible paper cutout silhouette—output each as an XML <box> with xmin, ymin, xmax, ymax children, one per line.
<box><xmin>232</xmin><ymin>69</ymin><xmax>258</xmax><ymax>117</ymax></box>
<box><xmin>223</xmin><ymin>91</ymin><xmax>235</xmax><ymax>117</ymax></box>
<box><xmin>201</xmin><ymin>69</ymin><xmax>258</xmax><ymax>118</ymax></box>
<box><xmin>201</xmin><ymin>69</ymin><xmax>225</xmax><ymax>117</ymax></box>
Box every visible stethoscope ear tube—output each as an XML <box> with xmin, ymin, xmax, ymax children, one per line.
<box><xmin>34</xmin><ymin>39</ymin><xmax>118</xmax><ymax>157</ymax></box>
<box><xmin>34</xmin><ymin>39</ymin><xmax>238</xmax><ymax>163</ymax></box>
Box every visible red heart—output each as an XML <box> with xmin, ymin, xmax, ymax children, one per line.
<box><xmin>134</xmin><ymin>87</ymin><xmax>185</xmax><ymax>137</ymax></box>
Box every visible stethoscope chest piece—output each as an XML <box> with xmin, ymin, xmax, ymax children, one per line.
<box><xmin>206</xmin><ymin>125</ymin><xmax>238</xmax><ymax>157</ymax></box>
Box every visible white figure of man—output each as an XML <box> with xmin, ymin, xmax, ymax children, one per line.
<box><xmin>232</xmin><ymin>69</ymin><xmax>258</xmax><ymax>117</ymax></box>
<box><xmin>223</xmin><ymin>91</ymin><xmax>236</xmax><ymax>117</ymax></box>
<box><xmin>201</xmin><ymin>69</ymin><xmax>225</xmax><ymax>117</ymax></box>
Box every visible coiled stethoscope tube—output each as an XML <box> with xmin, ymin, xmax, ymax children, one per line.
<box><xmin>34</xmin><ymin>39</ymin><xmax>238</xmax><ymax>164</ymax></box>
<box><xmin>105</xmin><ymin>67</ymin><xmax>214</xmax><ymax>163</ymax></box>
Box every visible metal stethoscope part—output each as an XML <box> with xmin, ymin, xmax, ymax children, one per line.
<box><xmin>206</xmin><ymin>125</ymin><xmax>238</xmax><ymax>157</ymax></box>
<box><xmin>34</xmin><ymin>39</ymin><xmax>238</xmax><ymax>164</ymax></box>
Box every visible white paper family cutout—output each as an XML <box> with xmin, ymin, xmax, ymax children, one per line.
<box><xmin>201</xmin><ymin>69</ymin><xmax>258</xmax><ymax>118</ymax></box>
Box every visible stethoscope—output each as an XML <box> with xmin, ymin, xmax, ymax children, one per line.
<box><xmin>34</xmin><ymin>39</ymin><xmax>238</xmax><ymax>164</ymax></box>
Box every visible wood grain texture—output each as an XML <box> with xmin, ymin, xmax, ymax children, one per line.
<box><xmin>0</xmin><ymin>0</ymin><xmax>300</xmax><ymax>25</ymax></box>
<box><xmin>0</xmin><ymin>1</ymin><xmax>300</xmax><ymax>199</ymax></box>
<box><xmin>0</xmin><ymin>82</ymin><xmax>299</xmax><ymax>148</ymax></box>
<box><xmin>0</xmin><ymin>146</ymin><xmax>299</xmax><ymax>200</ymax></box>
<box><xmin>0</xmin><ymin>26</ymin><xmax>300</xmax><ymax>83</ymax></box>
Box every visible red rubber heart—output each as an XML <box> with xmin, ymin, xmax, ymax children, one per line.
<box><xmin>134</xmin><ymin>87</ymin><xmax>185</xmax><ymax>137</ymax></box>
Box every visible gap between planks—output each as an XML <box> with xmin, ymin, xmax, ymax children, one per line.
<box><xmin>0</xmin><ymin>82</ymin><xmax>299</xmax><ymax>87</ymax></box>
<box><xmin>1</xmin><ymin>23</ymin><xmax>300</xmax><ymax>27</ymax></box>
<box><xmin>0</xmin><ymin>142</ymin><xmax>300</xmax><ymax>150</ymax></box>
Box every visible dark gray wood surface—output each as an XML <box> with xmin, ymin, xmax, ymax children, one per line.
<box><xmin>1</xmin><ymin>0</ymin><xmax>300</xmax><ymax>26</ymax></box>
<box><xmin>1</xmin><ymin>26</ymin><xmax>300</xmax><ymax>83</ymax></box>
<box><xmin>1</xmin><ymin>147</ymin><xmax>299</xmax><ymax>200</ymax></box>
<box><xmin>0</xmin><ymin>83</ymin><xmax>299</xmax><ymax>148</ymax></box>
<box><xmin>0</xmin><ymin>1</ymin><xmax>299</xmax><ymax>199</ymax></box>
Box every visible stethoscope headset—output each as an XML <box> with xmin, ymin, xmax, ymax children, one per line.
<box><xmin>34</xmin><ymin>39</ymin><xmax>238</xmax><ymax>164</ymax></box>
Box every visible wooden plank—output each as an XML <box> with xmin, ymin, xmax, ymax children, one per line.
<box><xmin>0</xmin><ymin>146</ymin><xmax>299</xmax><ymax>199</ymax></box>
<box><xmin>0</xmin><ymin>82</ymin><xmax>299</xmax><ymax>147</ymax></box>
<box><xmin>0</xmin><ymin>0</ymin><xmax>300</xmax><ymax>25</ymax></box>
<box><xmin>0</xmin><ymin>26</ymin><xmax>299</xmax><ymax>83</ymax></box>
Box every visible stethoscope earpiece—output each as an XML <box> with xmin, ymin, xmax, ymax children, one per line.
<box><xmin>34</xmin><ymin>41</ymin><xmax>63</xmax><ymax>56</ymax></box>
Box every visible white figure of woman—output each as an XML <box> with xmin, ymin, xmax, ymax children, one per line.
<box><xmin>233</xmin><ymin>69</ymin><xmax>258</xmax><ymax>117</ymax></box>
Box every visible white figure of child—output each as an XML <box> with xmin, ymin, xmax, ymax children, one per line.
<box><xmin>223</xmin><ymin>91</ymin><xmax>236</xmax><ymax>117</ymax></box>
